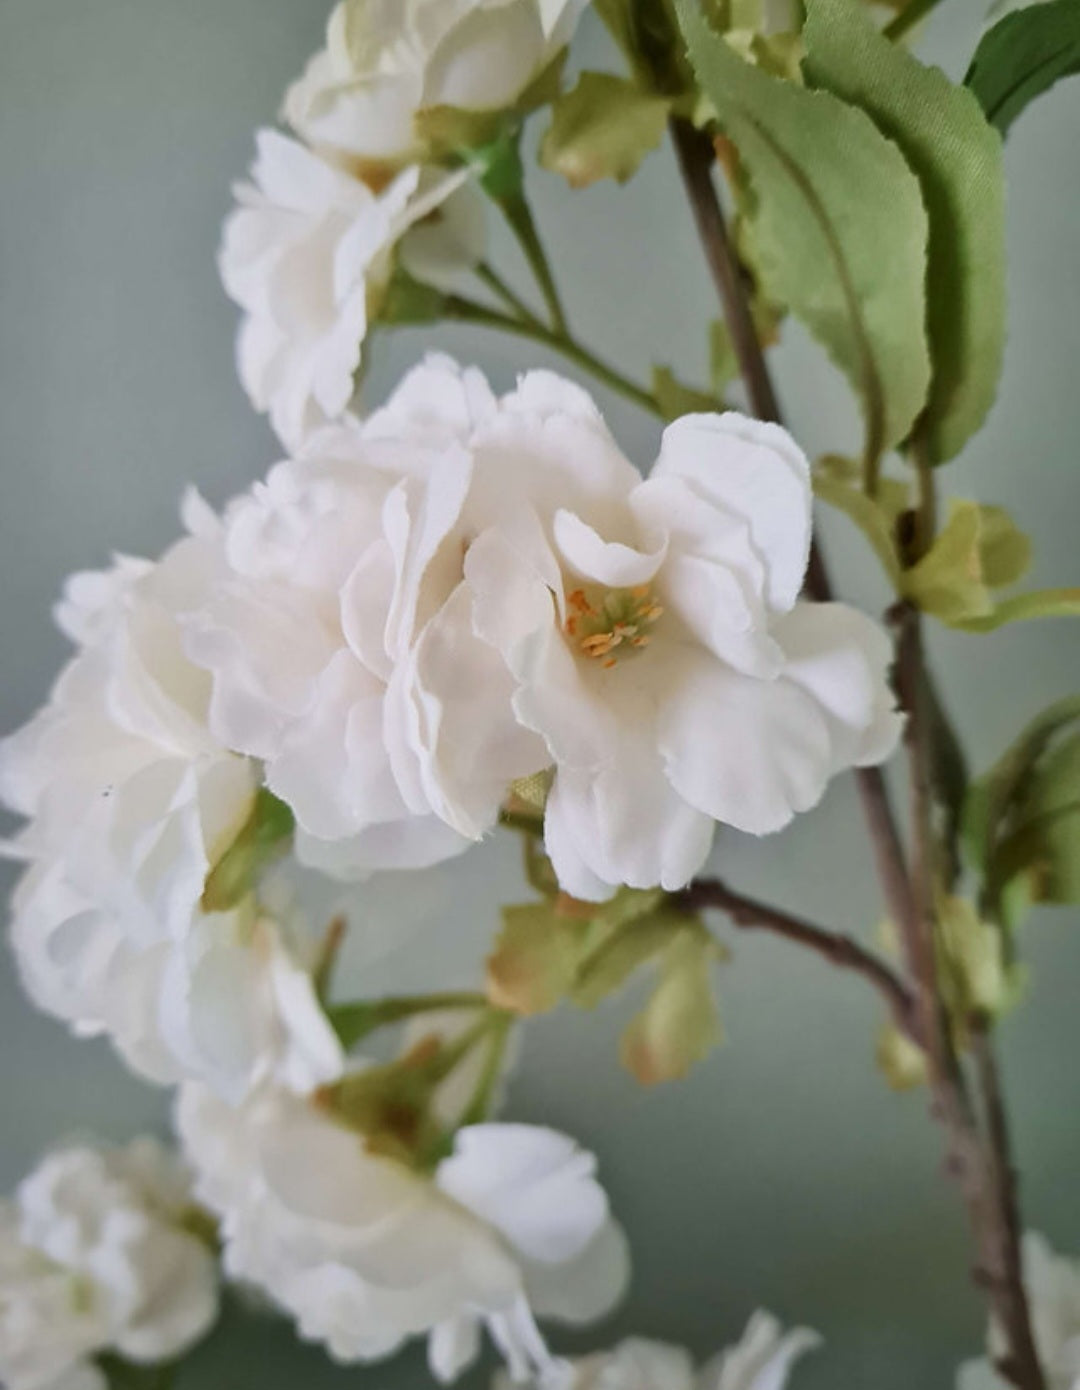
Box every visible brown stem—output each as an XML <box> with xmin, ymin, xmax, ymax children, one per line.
<box><xmin>671</xmin><ymin>115</ymin><xmax>1044</xmax><ymax>1388</ymax></box>
<box><xmin>897</xmin><ymin>607</ymin><xmax>1044</xmax><ymax>1390</ymax></box>
<box><xmin>971</xmin><ymin>1025</ymin><xmax>1044</xmax><ymax>1387</ymax></box>
<box><xmin>675</xmin><ymin>879</ymin><xmax>918</xmax><ymax>1042</ymax></box>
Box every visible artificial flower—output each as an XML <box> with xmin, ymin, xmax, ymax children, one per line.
<box><xmin>284</xmin><ymin>0</ymin><xmax>589</xmax><ymax>167</ymax></box>
<box><xmin>220</xmin><ymin>129</ymin><xmax>482</xmax><ymax>451</ymax></box>
<box><xmin>0</xmin><ymin>498</ymin><xmax>341</xmax><ymax>1099</ymax></box>
<box><xmin>0</xmin><ymin>1138</ymin><xmax>218</xmax><ymax>1390</ymax></box>
<box><xmin>176</xmin><ymin>1079</ymin><xmax>628</xmax><ymax>1382</ymax></box>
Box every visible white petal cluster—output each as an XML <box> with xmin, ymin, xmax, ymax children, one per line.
<box><xmin>0</xmin><ymin>500</ymin><xmax>343</xmax><ymax>1101</ymax></box>
<box><xmin>184</xmin><ymin>356</ymin><xmax>901</xmax><ymax>898</ymax></box>
<box><xmin>284</xmin><ymin>0</ymin><xmax>588</xmax><ymax>164</ymax></box>
<box><xmin>176</xmin><ymin>1079</ymin><xmax>628</xmax><ymax>1382</ymax></box>
<box><xmin>222</xmin><ymin>0</ymin><xmax>591</xmax><ymax>449</ymax></box>
<box><xmin>958</xmin><ymin>1233</ymin><xmax>1080</xmax><ymax>1390</ymax></box>
<box><xmin>501</xmin><ymin>1313</ymin><xmax>820</xmax><ymax>1390</ymax></box>
<box><xmin>220</xmin><ymin>132</ymin><xmax>482</xmax><ymax>451</ymax></box>
<box><xmin>0</xmin><ymin>1138</ymin><xmax>218</xmax><ymax>1390</ymax></box>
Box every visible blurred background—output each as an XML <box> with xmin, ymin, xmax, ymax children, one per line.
<box><xmin>1</xmin><ymin>4</ymin><xmax>1078</xmax><ymax>1386</ymax></box>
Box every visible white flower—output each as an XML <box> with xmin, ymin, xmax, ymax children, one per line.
<box><xmin>496</xmin><ymin>1312</ymin><xmax>819</xmax><ymax>1390</ymax></box>
<box><xmin>176</xmin><ymin>1080</ymin><xmax>628</xmax><ymax>1383</ymax></box>
<box><xmin>183</xmin><ymin>364</ymin><xmax>544</xmax><ymax>878</ymax></box>
<box><xmin>0</xmin><ymin>1139</ymin><xmax>219</xmax><ymax>1390</ymax></box>
<box><xmin>408</xmin><ymin>361</ymin><xmax>902</xmax><ymax>899</ymax></box>
<box><xmin>0</xmin><ymin>499</ymin><xmax>341</xmax><ymax>1100</ymax></box>
<box><xmin>284</xmin><ymin>0</ymin><xmax>589</xmax><ymax>167</ymax></box>
<box><xmin>220</xmin><ymin>129</ymin><xmax>482</xmax><ymax>451</ymax></box>
<box><xmin>958</xmin><ymin>1233</ymin><xmax>1080</xmax><ymax>1390</ymax></box>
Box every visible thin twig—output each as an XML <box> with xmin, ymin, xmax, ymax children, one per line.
<box><xmin>444</xmin><ymin>293</ymin><xmax>660</xmax><ymax>415</ymax></box>
<box><xmin>675</xmin><ymin>878</ymin><xmax>918</xmax><ymax>1041</ymax></box>
<box><xmin>971</xmin><ymin>1024</ymin><xmax>1044</xmax><ymax>1387</ymax></box>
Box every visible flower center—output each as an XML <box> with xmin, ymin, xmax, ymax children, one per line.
<box><xmin>564</xmin><ymin>584</ymin><xmax>664</xmax><ymax>669</ymax></box>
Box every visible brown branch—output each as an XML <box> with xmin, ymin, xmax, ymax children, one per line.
<box><xmin>897</xmin><ymin>606</ymin><xmax>1045</xmax><ymax>1390</ymax></box>
<box><xmin>971</xmin><ymin>1024</ymin><xmax>1043</xmax><ymax>1387</ymax></box>
<box><xmin>675</xmin><ymin>879</ymin><xmax>918</xmax><ymax>1042</ymax></box>
<box><xmin>670</xmin><ymin>115</ymin><xmax>1045</xmax><ymax>1388</ymax></box>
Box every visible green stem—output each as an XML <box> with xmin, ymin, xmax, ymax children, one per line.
<box><xmin>475</xmin><ymin>261</ymin><xmax>546</xmax><ymax>329</ymax></box>
<box><xmin>883</xmin><ymin>0</ymin><xmax>946</xmax><ymax>43</ymax></box>
<box><xmin>499</xmin><ymin>189</ymin><xmax>569</xmax><ymax>334</ymax></box>
<box><xmin>459</xmin><ymin>1013</ymin><xmax>514</xmax><ymax>1126</ymax></box>
<box><xmin>328</xmin><ymin>992</ymin><xmax>487</xmax><ymax>1049</ymax></box>
<box><xmin>445</xmin><ymin>294</ymin><xmax>662</xmax><ymax>416</ymax></box>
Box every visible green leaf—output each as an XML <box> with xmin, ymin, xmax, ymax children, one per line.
<box><xmin>540</xmin><ymin>72</ymin><xmax>671</xmax><ymax>188</ymax></box>
<box><xmin>803</xmin><ymin>0</ymin><xmax>1006</xmax><ymax>465</ymax></box>
<box><xmin>675</xmin><ymin>0</ymin><xmax>932</xmax><ymax>464</ymax></box>
<box><xmin>651</xmin><ymin>365</ymin><xmax>722</xmax><ymax>420</ymax></box>
<box><xmin>966</xmin><ymin>0</ymin><xmax>1080</xmax><ymax>137</ymax></box>
<box><xmin>200</xmin><ymin>789</ymin><xmax>293</xmax><ymax>914</ymax></box>
<box><xmin>902</xmin><ymin>499</ymin><xmax>1032</xmax><ymax>625</ymax></box>
<box><xmin>812</xmin><ymin>471</ymin><xmax>903</xmax><ymax>587</ymax></box>
<box><xmin>487</xmin><ymin>903</ymin><xmax>587</xmax><ymax>1015</ymax></box>
<box><xmin>620</xmin><ymin>928</ymin><xmax>722</xmax><ymax>1084</ymax></box>
<box><xmin>709</xmin><ymin>319</ymin><xmax>740</xmax><ymax>394</ymax></box>
<box><xmin>954</xmin><ymin>586</ymin><xmax>1080</xmax><ymax>633</ymax></box>
<box><xmin>964</xmin><ymin>695</ymin><xmax>1080</xmax><ymax>924</ymax></box>
<box><xmin>572</xmin><ymin>909</ymin><xmax>684</xmax><ymax>1009</ymax></box>
<box><xmin>876</xmin><ymin>1023</ymin><xmax>927</xmax><ymax>1090</ymax></box>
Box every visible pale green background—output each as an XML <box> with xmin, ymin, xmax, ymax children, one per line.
<box><xmin>1</xmin><ymin>5</ymin><xmax>1078</xmax><ymax>1387</ymax></box>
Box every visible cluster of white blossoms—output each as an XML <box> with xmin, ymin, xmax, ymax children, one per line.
<box><xmin>0</xmin><ymin>3</ymin><xmax>904</xmax><ymax>1383</ymax></box>
<box><xmin>0</xmin><ymin>351</ymin><xmax>895</xmax><ymax>1378</ymax></box>
<box><xmin>0</xmin><ymin>1138</ymin><xmax>218</xmax><ymax>1390</ymax></box>
<box><xmin>177</xmin><ymin>1077</ymin><xmax>629</xmax><ymax>1383</ymax></box>
<box><xmin>224</xmin><ymin>0</ymin><xmax>587</xmax><ymax>450</ymax></box>
<box><xmin>184</xmin><ymin>355</ymin><xmax>902</xmax><ymax>898</ymax></box>
<box><xmin>0</xmin><ymin>497</ymin><xmax>344</xmax><ymax>1104</ymax></box>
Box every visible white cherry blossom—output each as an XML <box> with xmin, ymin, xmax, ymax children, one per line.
<box><xmin>0</xmin><ymin>1139</ymin><xmax>218</xmax><ymax>1390</ymax></box>
<box><xmin>284</xmin><ymin>0</ymin><xmax>589</xmax><ymax>167</ymax></box>
<box><xmin>0</xmin><ymin>500</ymin><xmax>341</xmax><ymax>1100</ymax></box>
<box><xmin>176</xmin><ymin>1079</ymin><xmax>628</xmax><ymax>1383</ymax></box>
<box><xmin>220</xmin><ymin>129</ymin><xmax>482</xmax><ymax>451</ymax></box>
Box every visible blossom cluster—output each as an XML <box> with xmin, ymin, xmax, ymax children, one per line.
<box><xmin>0</xmin><ymin>1</ymin><xmax>907</xmax><ymax>1384</ymax></box>
<box><xmin>0</xmin><ymin>1138</ymin><xmax>217</xmax><ymax>1390</ymax></box>
<box><xmin>224</xmin><ymin>0</ymin><xmax>587</xmax><ymax>451</ymax></box>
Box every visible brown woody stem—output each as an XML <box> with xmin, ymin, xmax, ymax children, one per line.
<box><xmin>674</xmin><ymin>879</ymin><xmax>918</xmax><ymax>1040</ymax></box>
<box><xmin>671</xmin><ymin>116</ymin><xmax>1044</xmax><ymax>1388</ymax></box>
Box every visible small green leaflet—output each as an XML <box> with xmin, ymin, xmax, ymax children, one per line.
<box><xmin>966</xmin><ymin>0</ymin><xmax>1080</xmax><ymax>137</ymax></box>
<box><xmin>804</xmin><ymin>0</ymin><xmax>1006</xmax><ymax>466</ymax></box>
<box><xmin>674</xmin><ymin>0</ymin><xmax>932</xmax><ymax>468</ymax></box>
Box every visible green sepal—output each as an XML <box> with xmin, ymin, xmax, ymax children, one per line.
<box><xmin>620</xmin><ymin>926</ymin><xmax>723</xmax><ymax>1085</ymax></box>
<box><xmin>200</xmin><ymin>789</ymin><xmax>293</xmax><ymax>914</ymax></box>
<box><xmin>540</xmin><ymin>71</ymin><xmax>671</xmax><ymax>188</ymax></box>
<box><xmin>651</xmin><ymin>365</ymin><xmax>723</xmax><ymax>420</ymax></box>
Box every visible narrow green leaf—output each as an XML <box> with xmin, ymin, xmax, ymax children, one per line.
<box><xmin>540</xmin><ymin>72</ymin><xmax>671</xmax><ymax>188</ymax></box>
<box><xmin>675</xmin><ymin>0</ymin><xmax>932</xmax><ymax>463</ymax></box>
<box><xmin>804</xmin><ymin>0</ymin><xmax>1006</xmax><ymax>465</ymax></box>
<box><xmin>955</xmin><ymin>587</ymin><xmax>1080</xmax><ymax>632</ymax></box>
<box><xmin>966</xmin><ymin>0</ymin><xmax>1080</xmax><ymax>136</ymax></box>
